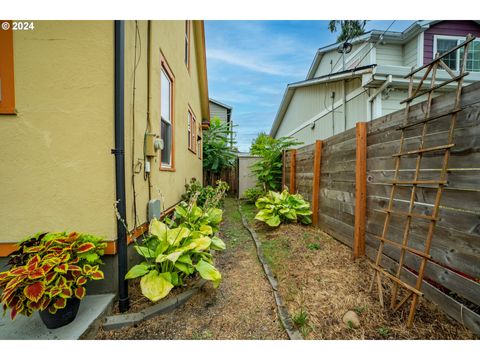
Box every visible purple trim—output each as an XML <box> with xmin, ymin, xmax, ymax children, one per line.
<box><xmin>423</xmin><ymin>21</ymin><xmax>480</xmax><ymax>64</ymax></box>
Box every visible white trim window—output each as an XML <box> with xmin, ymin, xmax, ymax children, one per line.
<box><xmin>160</xmin><ymin>68</ymin><xmax>173</xmax><ymax>168</ymax></box>
<box><xmin>433</xmin><ymin>35</ymin><xmax>480</xmax><ymax>72</ymax></box>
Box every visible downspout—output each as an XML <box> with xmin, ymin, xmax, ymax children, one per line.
<box><xmin>146</xmin><ymin>20</ymin><xmax>153</xmax><ymax>200</ymax></box>
<box><xmin>113</xmin><ymin>20</ymin><xmax>129</xmax><ymax>313</ymax></box>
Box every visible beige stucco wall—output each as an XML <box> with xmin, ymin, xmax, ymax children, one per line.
<box><xmin>238</xmin><ymin>156</ymin><xmax>261</xmax><ymax>199</ymax></box>
<box><xmin>0</xmin><ymin>20</ymin><xmax>206</xmax><ymax>245</ymax></box>
<box><xmin>123</xmin><ymin>20</ymin><xmax>204</xmax><ymax>230</ymax></box>
<box><xmin>0</xmin><ymin>21</ymin><xmax>116</xmax><ymax>243</ymax></box>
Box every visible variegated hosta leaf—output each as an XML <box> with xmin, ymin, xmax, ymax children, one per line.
<box><xmin>167</xmin><ymin>227</ymin><xmax>190</xmax><ymax>246</ymax></box>
<box><xmin>199</xmin><ymin>224</ymin><xmax>213</xmax><ymax>235</ymax></box>
<box><xmin>191</xmin><ymin>237</ymin><xmax>212</xmax><ymax>251</ymax></box>
<box><xmin>125</xmin><ymin>263</ymin><xmax>151</xmax><ymax>279</ymax></box>
<box><xmin>194</xmin><ymin>260</ymin><xmax>222</xmax><ymax>288</ymax></box>
<box><xmin>140</xmin><ymin>270</ymin><xmax>174</xmax><ymax>302</ymax></box>
<box><xmin>206</xmin><ymin>208</ymin><xmax>223</xmax><ymax>225</ymax></box>
<box><xmin>149</xmin><ymin>219</ymin><xmax>168</xmax><ymax>241</ymax></box>
<box><xmin>134</xmin><ymin>245</ymin><xmax>156</xmax><ymax>259</ymax></box>
<box><xmin>210</xmin><ymin>236</ymin><xmax>226</xmax><ymax>251</ymax></box>
<box><xmin>155</xmin><ymin>250</ymin><xmax>183</xmax><ymax>264</ymax></box>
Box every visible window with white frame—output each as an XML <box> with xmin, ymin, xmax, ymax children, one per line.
<box><xmin>434</xmin><ymin>35</ymin><xmax>480</xmax><ymax>72</ymax></box>
<box><xmin>160</xmin><ymin>67</ymin><xmax>173</xmax><ymax>168</ymax></box>
<box><xmin>187</xmin><ymin>108</ymin><xmax>197</xmax><ymax>153</ymax></box>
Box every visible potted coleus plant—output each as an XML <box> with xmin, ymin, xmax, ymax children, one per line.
<box><xmin>0</xmin><ymin>231</ymin><xmax>106</xmax><ymax>329</ymax></box>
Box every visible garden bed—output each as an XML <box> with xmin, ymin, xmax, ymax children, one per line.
<box><xmin>239</xmin><ymin>201</ymin><xmax>477</xmax><ymax>340</ymax></box>
<box><xmin>95</xmin><ymin>198</ymin><xmax>287</xmax><ymax>340</ymax></box>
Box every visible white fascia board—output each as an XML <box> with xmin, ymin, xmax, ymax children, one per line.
<box><xmin>417</xmin><ymin>32</ymin><xmax>424</xmax><ymax>68</ymax></box>
<box><xmin>285</xmin><ymin>86</ymin><xmax>366</xmax><ymax>137</ymax></box>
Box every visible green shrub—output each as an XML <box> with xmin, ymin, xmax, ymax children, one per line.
<box><xmin>254</xmin><ymin>190</ymin><xmax>312</xmax><ymax>227</ymax></box>
<box><xmin>125</xmin><ymin>203</ymin><xmax>226</xmax><ymax>302</ymax></box>
<box><xmin>242</xmin><ymin>187</ymin><xmax>265</xmax><ymax>204</ymax></box>
<box><xmin>181</xmin><ymin>178</ymin><xmax>229</xmax><ymax>209</ymax></box>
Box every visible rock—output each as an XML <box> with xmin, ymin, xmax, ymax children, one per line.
<box><xmin>342</xmin><ymin>310</ymin><xmax>360</xmax><ymax>328</ymax></box>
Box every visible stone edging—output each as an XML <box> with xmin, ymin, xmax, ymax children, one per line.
<box><xmin>237</xmin><ymin>202</ymin><xmax>303</xmax><ymax>340</ymax></box>
<box><xmin>101</xmin><ymin>279</ymin><xmax>207</xmax><ymax>331</ymax></box>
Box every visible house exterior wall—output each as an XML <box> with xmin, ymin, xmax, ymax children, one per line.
<box><xmin>276</xmin><ymin>78</ymin><xmax>367</xmax><ymax>145</ymax></box>
<box><xmin>376</xmin><ymin>43</ymin><xmax>403</xmax><ymax>66</ymax></box>
<box><xmin>0</xmin><ymin>21</ymin><xmax>116</xmax><ymax>244</ymax></box>
<box><xmin>0</xmin><ymin>20</ymin><xmax>207</xmax><ymax>256</ymax></box>
<box><xmin>123</xmin><ymin>20</ymin><xmax>204</xmax><ymax>231</ymax></box>
<box><xmin>313</xmin><ymin>43</ymin><xmax>368</xmax><ymax>77</ymax></box>
<box><xmin>424</xmin><ymin>20</ymin><xmax>480</xmax><ymax>64</ymax></box>
<box><xmin>403</xmin><ymin>37</ymin><xmax>418</xmax><ymax>67</ymax></box>
<box><xmin>209</xmin><ymin>101</ymin><xmax>228</xmax><ymax>122</ymax></box>
<box><xmin>237</xmin><ymin>155</ymin><xmax>260</xmax><ymax>199</ymax></box>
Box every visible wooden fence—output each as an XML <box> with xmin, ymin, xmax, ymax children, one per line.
<box><xmin>203</xmin><ymin>166</ymin><xmax>238</xmax><ymax>195</ymax></box>
<box><xmin>283</xmin><ymin>81</ymin><xmax>480</xmax><ymax>335</ymax></box>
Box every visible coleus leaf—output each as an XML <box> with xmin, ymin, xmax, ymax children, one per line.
<box><xmin>54</xmin><ymin>263</ymin><xmax>68</xmax><ymax>273</ymax></box>
<box><xmin>45</xmin><ymin>272</ymin><xmax>57</xmax><ymax>285</ymax></box>
<box><xmin>23</xmin><ymin>282</ymin><xmax>45</xmax><ymax>302</ymax></box>
<box><xmin>28</xmin><ymin>268</ymin><xmax>45</xmax><ymax>280</ymax></box>
<box><xmin>90</xmin><ymin>271</ymin><xmax>104</xmax><ymax>280</ymax></box>
<box><xmin>26</xmin><ymin>255</ymin><xmax>41</xmax><ymax>268</ymax></box>
<box><xmin>59</xmin><ymin>287</ymin><xmax>73</xmax><ymax>299</ymax></box>
<box><xmin>77</xmin><ymin>242</ymin><xmax>95</xmax><ymax>254</ymax></box>
<box><xmin>54</xmin><ymin>298</ymin><xmax>67</xmax><ymax>309</ymax></box>
<box><xmin>74</xmin><ymin>286</ymin><xmax>86</xmax><ymax>300</ymax></box>
<box><xmin>76</xmin><ymin>276</ymin><xmax>87</xmax><ymax>286</ymax></box>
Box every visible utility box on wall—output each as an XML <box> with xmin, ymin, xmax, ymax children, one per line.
<box><xmin>147</xmin><ymin>199</ymin><xmax>161</xmax><ymax>221</ymax></box>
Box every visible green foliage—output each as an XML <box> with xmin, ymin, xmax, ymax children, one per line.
<box><xmin>249</xmin><ymin>133</ymin><xmax>301</xmax><ymax>192</ymax></box>
<box><xmin>181</xmin><ymin>178</ymin><xmax>229</xmax><ymax>209</ymax></box>
<box><xmin>254</xmin><ymin>190</ymin><xmax>312</xmax><ymax>227</ymax></box>
<box><xmin>328</xmin><ymin>20</ymin><xmax>367</xmax><ymax>42</ymax></box>
<box><xmin>307</xmin><ymin>243</ymin><xmax>321</xmax><ymax>251</ymax></box>
<box><xmin>292</xmin><ymin>308</ymin><xmax>311</xmax><ymax>337</ymax></box>
<box><xmin>242</xmin><ymin>187</ymin><xmax>265</xmax><ymax>204</ymax></box>
<box><xmin>0</xmin><ymin>232</ymin><xmax>105</xmax><ymax>320</ymax></box>
<box><xmin>125</xmin><ymin>203</ymin><xmax>226</xmax><ymax>302</ymax></box>
<box><xmin>203</xmin><ymin>117</ymin><xmax>237</xmax><ymax>174</ymax></box>
<box><xmin>377</xmin><ymin>327</ymin><xmax>390</xmax><ymax>338</ymax></box>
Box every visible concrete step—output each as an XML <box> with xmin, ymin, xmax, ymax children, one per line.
<box><xmin>0</xmin><ymin>294</ymin><xmax>115</xmax><ymax>340</ymax></box>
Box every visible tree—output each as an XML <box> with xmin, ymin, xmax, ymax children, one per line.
<box><xmin>202</xmin><ymin>117</ymin><xmax>237</xmax><ymax>174</ymax></box>
<box><xmin>328</xmin><ymin>20</ymin><xmax>367</xmax><ymax>42</ymax></box>
<box><xmin>249</xmin><ymin>133</ymin><xmax>301</xmax><ymax>192</ymax></box>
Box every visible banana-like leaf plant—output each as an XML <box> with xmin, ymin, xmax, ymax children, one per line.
<box><xmin>125</xmin><ymin>203</ymin><xmax>226</xmax><ymax>302</ymax></box>
<box><xmin>255</xmin><ymin>190</ymin><xmax>312</xmax><ymax>227</ymax></box>
<box><xmin>0</xmin><ymin>232</ymin><xmax>106</xmax><ymax>320</ymax></box>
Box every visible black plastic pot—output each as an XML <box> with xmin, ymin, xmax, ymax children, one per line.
<box><xmin>39</xmin><ymin>297</ymin><xmax>81</xmax><ymax>329</ymax></box>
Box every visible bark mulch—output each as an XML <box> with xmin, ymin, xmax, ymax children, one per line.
<box><xmin>239</xmin><ymin>201</ymin><xmax>477</xmax><ymax>340</ymax></box>
<box><xmin>95</xmin><ymin>197</ymin><xmax>287</xmax><ymax>340</ymax></box>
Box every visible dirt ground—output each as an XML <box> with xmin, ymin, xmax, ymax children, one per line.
<box><xmin>240</xmin><ymin>201</ymin><xmax>477</xmax><ymax>340</ymax></box>
<box><xmin>96</xmin><ymin>198</ymin><xmax>287</xmax><ymax>340</ymax></box>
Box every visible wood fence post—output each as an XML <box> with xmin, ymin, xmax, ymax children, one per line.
<box><xmin>354</xmin><ymin>122</ymin><xmax>367</xmax><ymax>259</ymax></box>
<box><xmin>311</xmin><ymin>140</ymin><xmax>323</xmax><ymax>226</ymax></box>
<box><xmin>281</xmin><ymin>150</ymin><xmax>286</xmax><ymax>190</ymax></box>
<box><xmin>289</xmin><ymin>149</ymin><xmax>297</xmax><ymax>194</ymax></box>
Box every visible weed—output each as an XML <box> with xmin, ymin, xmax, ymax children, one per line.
<box><xmin>307</xmin><ymin>243</ymin><xmax>321</xmax><ymax>251</ymax></box>
<box><xmin>191</xmin><ymin>329</ymin><xmax>213</xmax><ymax>340</ymax></box>
<box><xmin>302</xmin><ymin>232</ymin><xmax>310</xmax><ymax>240</ymax></box>
<box><xmin>347</xmin><ymin>320</ymin><xmax>354</xmax><ymax>330</ymax></box>
<box><xmin>377</xmin><ymin>327</ymin><xmax>390</xmax><ymax>338</ymax></box>
<box><xmin>292</xmin><ymin>308</ymin><xmax>309</xmax><ymax>327</ymax></box>
<box><xmin>353</xmin><ymin>305</ymin><xmax>367</xmax><ymax>315</ymax></box>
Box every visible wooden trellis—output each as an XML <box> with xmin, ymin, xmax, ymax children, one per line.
<box><xmin>370</xmin><ymin>34</ymin><xmax>475</xmax><ymax>327</ymax></box>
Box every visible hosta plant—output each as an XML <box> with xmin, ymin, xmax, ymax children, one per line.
<box><xmin>125</xmin><ymin>203</ymin><xmax>226</xmax><ymax>302</ymax></box>
<box><xmin>0</xmin><ymin>232</ymin><xmax>106</xmax><ymax>320</ymax></box>
<box><xmin>255</xmin><ymin>190</ymin><xmax>312</xmax><ymax>227</ymax></box>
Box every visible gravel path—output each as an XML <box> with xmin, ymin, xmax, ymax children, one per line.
<box><xmin>96</xmin><ymin>197</ymin><xmax>287</xmax><ymax>340</ymax></box>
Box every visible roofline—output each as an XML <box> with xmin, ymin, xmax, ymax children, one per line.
<box><xmin>305</xmin><ymin>20</ymin><xmax>436</xmax><ymax>80</ymax></box>
<box><xmin>194</xmin><ymin>21</ymin><xmax>211</xmax><ymax>128</ymax></box>
<box><xmin>209</xmin><ymin>98</ymin><xmax>233</xmax><ymax>111</ymax></box>
<box><xmin>270</xmin><ymin>65</ymin><xmax>374</xmax><ymax>138</ymax></box>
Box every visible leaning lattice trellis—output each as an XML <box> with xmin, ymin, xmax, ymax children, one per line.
<box><xmin>370</xmin><ymin>34</ymin><xmax>475</xmax><ymax>327</ymax></box>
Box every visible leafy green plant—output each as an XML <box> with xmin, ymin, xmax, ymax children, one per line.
<box><xmin>0</xmin><ymin>232</ymin><xmax>105</xmax><ymax>320</ymax></box>
<box><xmin>377</xmin><ymin>327</ymin><xmax>390</xmax><ymax>338</ymax></box>
<box><xmin>307</xmin><ymin>243</ymin><xmax>321</xmax><ymax>251</ymax></box>
<box><xmin>125</xmin><ymin>203</ymin><xmax>226</xmax><ymax>302</ymax></box>
<box><xmin>249</xmin><ymin>133</ymin><xmax>301</xmax><ymax>192</ymax></box>
<box><xmin>292</xmin><ymin>308</ymin><xmax>311</xmax><ymax>337</ymax></box>
<box><xmin>254</xmin><ymin>190</ymin><xmax>312</xmax><ymax>227</ymax></box>
<box><xmin>181</xmin><ymin>178</ymin><xmax>229</xmax><ymax>210</ymax></box>
<box><xmin>203</xmin><ymin>117</ymin><xmax>237</xmax><ymax>174</ymax></box>
<box><xmin>242</xmin><ymin>187</ymin><xmax>265</xmax><ymax>204</ymax></box>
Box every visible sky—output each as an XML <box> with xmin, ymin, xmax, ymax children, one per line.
<box><xmin>205</xmin><ymin>20</ymin><xmax>415</xmax><ymax>152</ymax></box>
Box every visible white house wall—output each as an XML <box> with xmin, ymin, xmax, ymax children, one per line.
<box><xmin>403</xmin><ymin>37</ymin><xmax>418</xmax><ymax>67</ymax></box>
<box><xmin>376</xmin><ymin>43</ymin><xmax>403</xmax><ymax>66</ymax></box>
<box><xmin>275</xmin><ymin>78</ymin><xmax>368</xmax><ymax>145</ymax></box>
<box><xmin>313</xmin><ymin>43</ymin><xmax>366</xmax><ymax>77</ymax></box>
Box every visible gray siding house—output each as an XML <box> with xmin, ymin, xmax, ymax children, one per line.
<box><xmin>209</xmin><ymin>98</ymin><xmax>234</xmax><ymax>146</ymax></box>
<box><xmin>270</xmin><ymin>20</ymin><xmax>480</xmax><ymax>144</ymax></box>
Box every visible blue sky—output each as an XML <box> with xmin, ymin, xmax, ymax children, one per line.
<box><xmin>205</xmin><ymin>20</ymin><xmax>415</xmax><ymax>152</ymax></box>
